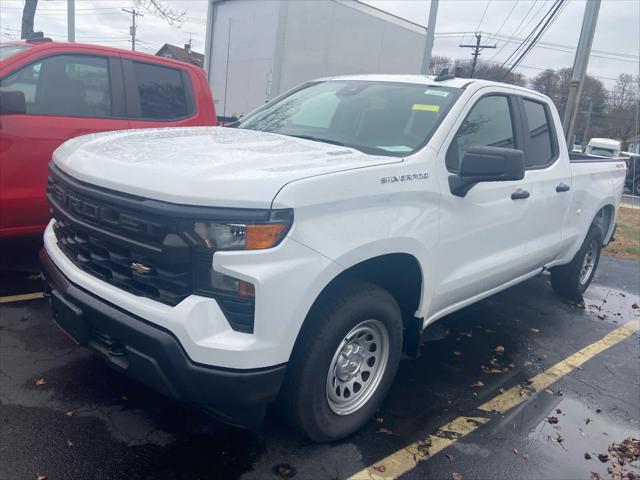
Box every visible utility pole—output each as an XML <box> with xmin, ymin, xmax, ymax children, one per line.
<box><xmin>582</xmin><ymin>98</ymin><xmax>593</xmax><ymax>145</ymax></box>
<box><xmin>459</xmin><ymin>33</ymin><xmax>496</xmax><ymax>77</ymax></box>
<box><xmin>67</xmin><ymin>0</ymin><xmax>75</xmax><ymax>42</ymax></box>
<box><xmin>562</xmin><ymin>0</ymin><xmax>600</xmax><ymax>147</ymax></box>
<box><xmin>421</xmin><ymin>0</ymin><xmax>439</xmax><ymax>75</ymax></box>
<box><xmin>122</xmin><ymin>7</ymin><xmax>143</xmax><ymax>51</ymax></box>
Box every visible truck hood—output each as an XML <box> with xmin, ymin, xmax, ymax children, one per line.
<box><xmin>53</xmin><ymin>127</ymin><xmax>399</xmax><ymax>208</ymax></box>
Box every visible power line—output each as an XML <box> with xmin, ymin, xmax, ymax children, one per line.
<box><xmin>493</xmin><ymin>0</ymin><xmax>520</xmax><ymax>37</ymax></box>
<box><xmin>475</xmin><ymin>1</ymin><xmax>492</xmax><ymax>33</ymax></box>
<box><xmin>122</xmin><ymin>7</ymin><xmax>143</xmax><ymax>52</ymax></box>
<box><xmin>499</xmin><ymin>0</ymin><xmax>562</xmax><ymax>70</ymax></box>
<box><xmin>487</xmin><ymin>0</ymin><xmax>544</xmax><ymax>62</ymax></box>
<box><xmin>435</xmin><ymin>30</ymin><xmax>638</xmax><ymax>64</ymax></box>
<box><xmin>504</xmin><ymin>0</ymin><xmax>568</xmax><ymax>76</ymax></box>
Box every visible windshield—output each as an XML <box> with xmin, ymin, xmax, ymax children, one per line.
<box><xmin>0</xmin><ymin>44</ymin><xmax>31</xmax><ymax>61</ymax></box>
<box><xmin>239</xmin><ymin>81</ymin><xmax>461</xmax><ymax>156</ymax></box>
<box><xmin>589</xmin><ymin>147</ymin><xmax>615</xmax><ymax>157</ymax></box>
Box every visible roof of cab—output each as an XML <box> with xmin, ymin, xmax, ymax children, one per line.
<box><xmin>0</xmin><ymin>40</ymin><xmax>203</xmax><ymax>71</ymax></box>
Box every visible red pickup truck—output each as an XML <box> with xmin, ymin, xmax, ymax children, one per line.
<box><xmin>0</xmin><ymin>39</ymin><xmax>217</xmax><ymax>239</ymax></box>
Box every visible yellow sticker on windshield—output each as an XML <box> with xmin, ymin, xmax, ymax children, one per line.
<box><xmin>412</xmin><ymin>104</ymin><xmax>440</xmax><ymax>112</ymax></box>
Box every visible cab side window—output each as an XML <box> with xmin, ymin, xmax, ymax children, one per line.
<box><xmin>0</xmin><ymin>55</ymin><xmax>111</xmax><ymax>117</ymax></box>
<box><xmin>131</xmin><ymin>61</ymin><xmax>191</xmax><ymax>120</ymax></box>
<box><xmin>522</xmin><ymin>98</ymin><xmax>556</xmax><ymax>168</ymax></box>
<box><xmin>446</xmin><ymin>95</ymin><xmax>515</xmax><ymax>171</ymax></box>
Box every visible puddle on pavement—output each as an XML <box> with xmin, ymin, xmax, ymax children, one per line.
<box><xmin>582</xmin><ymin>284</ymin><xmax>640</xmax><ymax>327</ymax></box>
<box><xmin>516</xmin><ymin>395</ymin><xmax>638</xmax><ymax>479</ymax></box>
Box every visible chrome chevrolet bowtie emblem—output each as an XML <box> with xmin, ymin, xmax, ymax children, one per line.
<box><xmin>131</xmin><ymin>262</ymin><xmax>151</xmax><ymax>274</ymax></box>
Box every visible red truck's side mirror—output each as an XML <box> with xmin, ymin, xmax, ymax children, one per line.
<box><xmin>0</xmin><ymin>89</ymin><xmax>27</xmax><ymax>116</ymax></box>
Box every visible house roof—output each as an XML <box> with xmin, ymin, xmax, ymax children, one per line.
<box><xmin>156</xmin><ymin>43</ymin><xmax>204</xmax><ymax>67</ymax></box>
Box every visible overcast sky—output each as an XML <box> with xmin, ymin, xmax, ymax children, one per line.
<box><xmin>1</xmin><ymin>0</ymin><xmax>638</xmax><ymax>88</ymax></box>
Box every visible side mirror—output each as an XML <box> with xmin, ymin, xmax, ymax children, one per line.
<box><xmin>0</xmin><ymin>89</ymin><xmax>27</xmax><ymax>115</ymax></box>
<box><xmin>449</xmin><ymin>145</ymin><xmax>524</xmax><ymax>197</ymax></box>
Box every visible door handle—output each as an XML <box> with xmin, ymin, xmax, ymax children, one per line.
<box><xmin>511</xmin><ymin>189</ymin><xmax>530</xmax><ymax>200</ymax></box>
<box><xmin>556</xmin><ymin>182</ymin><xmax>570</xmax><ymax>193</ymax></box>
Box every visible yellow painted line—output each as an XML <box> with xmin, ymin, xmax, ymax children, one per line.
<box><xmin>348</xmin><ymin>320</ymin><xmax>640</xmax><ymax>480</ymax></box>
<box><xmin>0</xmin><ymin>292</ymin><xmax>45</xmax><ymax>304</ymax></box>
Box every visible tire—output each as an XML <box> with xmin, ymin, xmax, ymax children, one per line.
<box><xmin>279</xmin><ymin>279</ymin><xmax>403</xmax><ymax>442</ymax></box>
<box><xmin>550</xmin><ymin>224</ymin><xmax>602</xmax><ymax>299</ymax></box>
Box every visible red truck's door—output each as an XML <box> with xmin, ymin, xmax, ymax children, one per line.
<box><xmin>0</xmin><ymin>53</ymin><xmax>128</xmax><ymax>237</ymax></box>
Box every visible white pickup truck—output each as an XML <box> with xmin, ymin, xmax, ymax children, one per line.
<box><xmin>40</xmin><ymin>75</ymin><xmax>625</xmax><ymax>442</ymax></box>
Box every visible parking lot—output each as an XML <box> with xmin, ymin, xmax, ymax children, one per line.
<box><xmin>0</xmin><ymin>239</ymin><xmax>637</xmax><ymax>480</ymax></box>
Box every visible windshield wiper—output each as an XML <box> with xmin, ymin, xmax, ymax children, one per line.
<box><xmin>287</xmin><ymin>134</ymin><xmax>346</xmax><ymax>147</ymax></box>
<box><xmin>287</xmin><ymin>134</ymin><xmax>398</xmax><ymax>156</ymax></box>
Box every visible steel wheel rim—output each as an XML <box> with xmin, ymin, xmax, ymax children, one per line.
<box><xmin>326</xmin><ymin>319</ymin><xmax>390</xmax><ymax>416</ymax></box>
<box><xmin>579</xmin><ymin>240</ymin><xmax>598</xmax><ymax>285</ymax></box>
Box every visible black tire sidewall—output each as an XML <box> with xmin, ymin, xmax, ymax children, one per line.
<box><xmin>286</xmin><ymin>282</ymin><xmax>403</xmax><ymax>442</ymax></box>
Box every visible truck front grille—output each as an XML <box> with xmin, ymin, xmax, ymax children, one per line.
<box><xmin>53</xmin><ymin>218</ymin><xmax>191</xmax><ymax>305</ymax></box>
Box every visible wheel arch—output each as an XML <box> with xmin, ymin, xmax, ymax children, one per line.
<box><xmin>592</xmin><ymin>203</ymin><xmax>616</xmax><ymax>245</ymax></box>
<box><xmin>294</xmin><ymin>252</ymin><xmax>425</xmax><ymax>358</ymax></box>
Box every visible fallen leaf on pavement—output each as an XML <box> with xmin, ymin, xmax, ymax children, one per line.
<box><xmin>499</xmin><ymin>388</ymin><xmax>505</xmax><ymax>393</ymax></box>
<box><xmin>590</xmin><ymin>473</ymin><xmax>601</xmax><ymax>480</ymax></box>
<box><xmin>36</xmin><ymin>475</ymin><xmax>47</xmax><ymax>480</ymax></box>
<box><xmin>586</xmin><ymin>418</ymin><xmax>592</xmax><ymax>424</ymax></box>
<box><xmin>597</xmin><ymin>453</ymin><xmax>609</xmax><ymax>463</ymax></box>
<box><xmin>445</xmin><ymin>453</ymin><xmax>454</xmax><ymax>461</ymax></box>
<box><xmin>453</xmin><ymin>351</ymin><xmax>462</xmax><ymax>356</ymax></box>
<box><xmin>523</xmin><ymin>361</ymin><xmax>533</xmax><ymax>367</ymax></box>
<box><xmin>530</xmin><ymin>328</ymin><xmax>540</xmax><ymax>333</ymax></box>
<box><xmin>544</xmin><ymin>389</ymin><xmax>554</xmax><ymax>395</ymax></box>
<box><xmin>584</xmin><ymin>453</ymin><xmax>592</xmax><ymax>460</ymax></box>
<box><xmin>495</xmin><ymin>346</ymin><xmax>505</xmax><ymax>354</ymax></box>
<box><xmin>452</xmin><ymin>473</ymin><xmax>462</xmax><ymax>480</ymax></box>
<box><xmin>547</xmin><ymin>416</ymin><xmax>559</xmax><ymax>425</ymax></box>
<box><xmin>508</xmin><ymin>363</ymin><xmax>516</xmax><ymax>369</ymax></box>
<box><xmin>556</xmin><ymin>409</ymin><xmax>562</xmax><ymax>414</ymax></box>
<box><xmin>66</xmin><ymin>439</ymin><xmax>74</xmax><ymax>448</ymax></box>
<box><xmin>632</xmin><ymin>303</ymin><xmax>639</xmax><ymax>309</ymax></box>
<box><xmin>470</xmin><ymin>380</ymin><xmax>485</xmax><ymax>388</ymax></box>
<box><xmin>595</xmin><ymin>408</ymin><xmax>602</xmax><ymax>414</ymax></box>
<box><xmin>373</xmin><ymin>465</ymin><xmax>386</xmax><ymax>473</ymax></box>
<box><xmin>461</xmin><ymin>331</ymin><xmax>472</xmax><ymax>338</ymax></box>
<box><xmin>273</xmin><ymin>464</ymin><xmax>296</xmax><ymax>478</ymax></box>
<box><xmin>65</xmin><ymin>410</ymin><xmax>75</xmax><ymax>417</ymax></box>
<box><xmin>579</xmin><ymin>429</ymin><xmax>588</xmax><ymax>438</ymax></box>
<box><xmin>373</xmin><ymin>415</ymin><xmax>384</xmax><ymax>423</ymax></box>
<box><xmin>35</xmin><ymin>378</ymin><xmax>46</xmax><ymax>386</ymax></box>
<box><xmin>377</xmin><ymin>427</ymin><xmax>393</xmax><ymax>435</ymax></box>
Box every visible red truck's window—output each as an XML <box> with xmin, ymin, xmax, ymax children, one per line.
<box><xmin>0</xmin><ymin>54</ymin><xmax>111</xmax><ymax>118</ymax></box>
<box><xmin>132</xmin><ymin>61</ymin><xmax>191</xmax><ymax>120</ymax></box>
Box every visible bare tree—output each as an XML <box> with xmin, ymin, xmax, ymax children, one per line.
<box><xmin>20</xmin><ymin>0</ymin><xmax>38</xmax><ymax>39</ymax></box>
<box><xmin>133</xmin><ymin>0</ymin><xmax>185</xmax><ymax>27</ymax></box>
<box><xmin>428</xmin><ymin>55</ymin><xmax>453</xmax><ymax>76</ymax></box>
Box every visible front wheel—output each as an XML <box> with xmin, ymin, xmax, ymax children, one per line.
<box><xmin>550</xmin><ymin>224</ymin><xmax>602</xmax><ymax>299</ymax></box>
<box><xmin>279</xmin><ymin>280</ymin><xmax>403</xmax><ymax>442</ymax></box>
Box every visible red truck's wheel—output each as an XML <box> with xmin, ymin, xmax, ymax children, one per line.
<box><xmin>550</xmin><ymin>224</ymin><xmax>602</xmax><ymax>299</ymax></box>
<box><xmin>279</xmin><ymin>279</ymin><xmax>403</xmax><ymax>442</ymax></box>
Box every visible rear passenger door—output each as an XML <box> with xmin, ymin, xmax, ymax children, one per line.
<box><xmin>122</xmin><ymin>59</ymin><xmax>197</xmax><ymax>128</ymax></box>
<box><xmin>517</xmin><ymin>96</ymin><xmax>571</xmax><ymax>268</ymax></box>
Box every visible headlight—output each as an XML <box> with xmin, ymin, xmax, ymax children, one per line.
<box><xmin>194</xmin><ymin>222</ymin><xmax>290</xmax><ymax>250</ymax></box>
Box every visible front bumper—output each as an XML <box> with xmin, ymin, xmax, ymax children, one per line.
<box><xmin>39</xmin><ymin>248</ymin><xmax>286</xmax><ymax>429</ymax></box>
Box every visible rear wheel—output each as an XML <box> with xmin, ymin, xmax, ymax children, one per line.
<box><xmin>550</xmin><ymin>224</ymin><xmax>602</xmax><ymax>299</ymax></box>
<box><xmin>279</xmin><ymin>280</ymin><xmax>403</xmax><ymax>442</ymax></box>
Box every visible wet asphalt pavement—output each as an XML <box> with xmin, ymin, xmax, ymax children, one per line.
<box><xmin>0</xmin><ymin>239</ymin><xmax>638</xmax><ymax>480</ymax></box>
